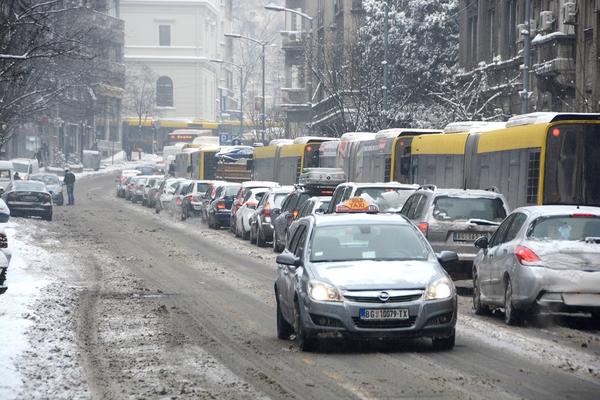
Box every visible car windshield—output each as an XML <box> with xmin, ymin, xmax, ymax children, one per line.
<box><xmin>432</xmin><ymin>196</ymin><xmax>507</xmax><ymax>222</ymax></box>
<box><xmin>310</xmin><ymin>223</ymin><xmax>430</xmax><ymax>262</ymax></box>
<box><xmin>315</xmin><ymin>200</ymin><xmax>330</xmax><ymax>213</ymax></box>
<box><xmin>0</xmin><ymin>170</ymin><xmax>11</xmax><ymax>181</ymax></box>
<box><xmin>14</xmin><ymin>180</ymin><xmax>45</xmax><ymax>191</ymax></box>
<box><xmin>30</xmin><ymin>175</ymin><xmax>60</xmax><ymax>185</ymax></box>
<box><xmin>356</xmin><ymin>188</ymin><xmax>415</xmax><ymax>212</ymax></box>
<box><xmin>528</xmin><ymin>215</ymin><xmax>600</xmax><ymax>241</ymax></box>
<box><xmin>197</xmin><ymin>182</ymin><xmax>210</xmax><ymax>193</ymax></box>
<box><xmin>137</xmin><ymin>166</ymin><xmax>154</xmax><ymax>175</ymax></box>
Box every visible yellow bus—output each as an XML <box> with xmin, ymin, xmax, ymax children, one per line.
<box><xmin>253</xmin><ymin>137</ymin><xmax>338</xmax><ymax>185</ymax></box>
<box><xmin>409</xmin><ymin>113</ymin><xmax>600</xmax><ymax>208</ymax></box>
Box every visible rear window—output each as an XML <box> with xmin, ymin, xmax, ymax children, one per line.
<box><xmin>433</xmin><ymin>196</ymin><xmax>507</xmax><ymax>222</ymax></box>
<box><xmin>137</xmin><ymin>167</ymin><xmax>154</xmax><ymax>175</ymax></box>
<box><xmin>273</xmin><ymin>193</ymin><xmax>288</xmax><ymax>208</ymax></box>
<box><xmin>528</xmin><ymin>215</ymin><xmax>600</xmax><ymax>241</ymax></box>
<box><xmin>355</xmin><ymin>187</ymin><xmax>416</xmax><ymax>212</ymax></box>
<box><xmin>224</xmin><ymin>186</ymin><xmax>240</xmax><ymax>196</ymax></box>
<box><xmin>196</xmin><ymin>183</ymin><xmax>210</xmax><ymax>193</ymax></box>
<box><xmin>15</xmin><ymin>181</ymin><xmax>45</xmax><ymax>191</ymax></box>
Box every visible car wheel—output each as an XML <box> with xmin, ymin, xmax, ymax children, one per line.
<box><xmin>257</xmin><ymin>227</ymin><xmax>266</xmax><ymax>247</ymax></box>
<box><xmin>273</xmin><ymin>231</ymin><xmax>280</xmax><ymax>252</ymax></box>
<box><xmin>249</xmin><ymin>225</ymin><xmax>256</xmax><ymax>244</ymax></box>
<box><xmin>294</xmin><ymin>300</ymin><xmax>316</xmax><ymax>351</ymax></box>
<box><xmin>432</xmin><ymin>330</ymin><xmax>455</xmax><ymax>351</ymax></box>
<box><xmin>504</xmin><ymin>278</ymin><xmax>521</xmax><ymax>326</ymax></box>
<box><xmin>43</xmin><ymin>212</ymin><xmax>53</xmax><ymax>222</ymax></box>
<box><xmin>242</xmin><ymin>225</ymin><xmax>250</xmax><ymax>240</ymax></box>
<box><xmin>472</xmin><ymin>270</ymin><xmax>490</xmax><ymax>315</ymax></box>
<box><xmin>276</xmin><ymin>296</ymin><xmax>293</xmax><ymax>340</ymax></box>
<box><xmin>181</xmin><ymin>207</ymin><xmax>187</xmax><ymax>221</ymax></box>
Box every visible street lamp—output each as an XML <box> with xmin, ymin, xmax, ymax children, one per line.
<box><xmin>265</xmin><ymin>3</ymin><xmax>314</xmax><ymax>130</ymax></box>
<box><xmin>210</xmin><ymin>58</ymin><xmax>244</xmax><ymax>139</ymax></box>
<box><xmin>225</xmin><ymin>33</ymin><xmax>267</xmax><ymax>143</ymax></box>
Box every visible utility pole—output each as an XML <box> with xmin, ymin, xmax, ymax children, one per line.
<box><xmin>521</xmin><ymin>0</ymin><xmax>532</xmax><ymax>114</ymax></box>
<box><xmin>261</xmin><ymin>43</ymin><xmax>266</xmax><ymax>143</ymax></box>
<box><xmin>383</xmin><ymin>1</ymin><xmax>389</xmax><ymax>113</ymax></box>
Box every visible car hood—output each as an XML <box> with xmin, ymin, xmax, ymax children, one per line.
<box><xmin>312</xmin><ymin>260</ymin><xmax>444</xmax><ymax>290</ymax></box>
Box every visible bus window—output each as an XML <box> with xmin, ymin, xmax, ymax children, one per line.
<box><xmin>544</xmin><ymin>124</ymin><xmax>600</xmax><ymax>206</ymax></box>
<box><xmin>303</xmin><ymin>144</ymin><xmax>321</xmax><ymax>169</ymax></box>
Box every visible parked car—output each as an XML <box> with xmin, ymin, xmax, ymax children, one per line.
<box><xmin>116</xmin><ymin>169</ymin><xmax>140</xmax><ymax>197</ymax></box>
<box><xmin>249</xmin><ymin>187</ymin><xmax>294</xmax><ymax>247</ymax></box>
<box><xmin>30</xmin><ymin>173</ymin><xmax>64</xmax><ymax>206</ymax></box>
<box><xmin>287</xmin><ymin>196</ymin><xmax>331</xmax><ymax>241</ymax></box>
<box><xmin>178</xmin><ymin>180</ymin><xmax>214</xmax><ymax>219</ymax></box>
<box><xmin>274</xmin><ymin>207</ymin><xmax>458</xmax><ymax>351</ymax></box>
<box><xmin>142</xmin><ymin>176</ymin><xmax>164</xmax><ymax>208</ymax></box>
<box><xmin>401</xmin><ymin>186</ymin><xmax>510</xmax><ymax>279</ymax></box>
<box><xmin>199</xmin><ymin>181</ymin><xmax>228</xmax><ymax>223</ymax></box>
<box><xmin>207</xmin><ymin>183</ymin><xmax>241</xmax><ymax>229</ymax></box>
<box><xmin>167</xmin><ymin>179</ymin><xmax>193</xmax><ymax>218</ymax></box>
<box><xmin>9</xmin><ymin>158</ymin><xmax>39</xmax><ymax>180</ymax></box>
<box><xmin>124</xmin><ymin>176</ymin><xmax>139</xmax><ymax>200</ymax></box>
<box><xmin>154</xmin><ymin>178</ymin><xmax>186</xmax><ymax>214</ymax></box>
<box><xmin>326</xmin><ymin>182</ymin><xmax>419</xmax><ymax>214</ymax></box>
<box><xmin>0</xmin><ymin>161</ymin><xmax>14</xmax><ymax>194</ymax></box>
<box><xmin>234</xmin><ymin>188</ymin><xmax>269</xmax><ymax>239</ymax></box>
<box><xmin>2</xmin><ymin>180</ymin><xmax>52</xmax><ymax>221</ymax></box>
<box><xmin>230</xmin><ymin>181</ymin><xmax>279</xmax><ymax>233</ymax></box>
<box><xmin>131</xmin><ymin>176</ymin><xmax>152</xmax><ymax>203</ymax></box>
<box><xmin>473</xmin><ymin>205</ymin><xmax>600</xmax><ymax>325</ymax></box>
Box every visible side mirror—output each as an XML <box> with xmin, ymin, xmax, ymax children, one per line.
<box><xmin>276</xmin><ymin>251</ymin><xmax>301</xmax><ymax>267</ymax></box>
<box><xmin>271</xmin><ymin>208</ymin><xmax>281</xmax><ymax>217</ymax></box>
<box><xmin>474</xmin><ymin>236</ymin><xmax>489</xmax><ymax>249</ymax></box>
<box><xmin>437</xmin><ymin>251</ymin><xmax>459</xmax><ymax>266</ymax></box>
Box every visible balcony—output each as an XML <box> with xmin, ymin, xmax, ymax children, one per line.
<box><xmin>281</xmin><ymin>87</ymin><xmax>308</xmax><ymax>106</ymax></box>
<box><xmin>280</xmin><ymin>31</ymin><xmax>306</xmax><ymax>50</ymax></box>
<box><xmin>532</xmin><ymin>31</ymin><xmax>575</xmax><ymax>87</ymax></box>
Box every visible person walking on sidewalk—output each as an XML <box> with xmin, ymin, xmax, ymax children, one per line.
<box><xmin>63</xmin><ymin>169</ymin><xmax>76</xmax><ymax>205</ymax></box>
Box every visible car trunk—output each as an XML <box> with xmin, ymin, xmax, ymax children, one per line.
<box><xmin>14</xmin><ymin>191</ymin><xmax>48</xmax><ymax>203</ymax></box>
<box><xmin>428</xmin><ymin>219</ymin><xmax>498</xmax><ymax>255</ymax></box>
<box><xmin>526</xmin><ymin>240</ymin><xmax>600</xmax><ymax>271</ymax></box>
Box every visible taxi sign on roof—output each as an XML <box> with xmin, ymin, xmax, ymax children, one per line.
<box><xmin>335</xmin><ymin>197</ymin><xmax>379</xmax><ymax>213</ymax></box>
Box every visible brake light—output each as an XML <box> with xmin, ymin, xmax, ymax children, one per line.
<box><xmin>572</xmin><ymin>213</ymin><xmax>596</xmax><ymax>218</ymax></box>
<box><xmin>176</xmin><ymin>198</ymin><xmax>182</xmax><ymax>205</ymax></box>
<box><xmin>263</xmin><ymin>202</ymin><xmax>271</xmax><ymax>217</ymax></box>
<box><xmin>418</xmin><ymin>222</ymin><xmax>429</xmax><ymax>236</ymax></box>
<box><xmin>515</xmin><ymin>245</ymin><xmax>540</xmax><ymax>264</ymax></box>
<box><xmin>246</xmin><ymin>201</ymin><xmax>257</xmax><ymax>208</ymax></box>
<box><xmin>217</xmin><ymin>201</ymin><xmax>226</xmax><ymax>210</ymax></box>
<box><xmin>292</xmin><ymin>210</ymin><xmax>299</xmax><ymax>219</ymax></box>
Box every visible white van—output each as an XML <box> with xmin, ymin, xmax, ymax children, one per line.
<box><xmin>10</xmin><ymin>158</ymin><xmax>39</xmax><ymax>180</ymax></box>
<box><xmin>0</xmin><ymin>160</ymin><xmax>14</xmax><ymax>193</ymax></box>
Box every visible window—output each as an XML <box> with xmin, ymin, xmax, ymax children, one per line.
<box><xmin>504</xmin><ymin>213</ymin><xmax>527</xmax><ymax>242</ymax></box>
<box><xmin>526</xmin><ymin>150</ymin><xmax>540</xmax><ymax>204</ymax></box>
<box><xmin>156</xmin><ymin>76</ymin><xmax>173</xmax><ymax>107</ymax></box>
<box><xmin>432</xmin><ymin>196</ymin><xmax>507</xmax><ymax>222</ymax></box>
<box><xmin>159</xmin><ymin>25</ymin><xmax>171</xmax><ymax>46</ymax></box>
<box><xmin>489</xmin><ymin>214</ymin><xmax>515</xmax><ymax>247</ymax></box>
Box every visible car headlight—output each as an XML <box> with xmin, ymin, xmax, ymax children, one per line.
<box><xmin>308</xmin><ymin>281</ymin><xmax>343</xmax><ymax>302</ymax></box>
<box><xmin>424</xmin><ymin>279</ymin><xmax>454</xmax><ymax>301</ymax></box>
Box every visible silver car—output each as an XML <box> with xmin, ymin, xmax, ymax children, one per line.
<box><xmin>274</xmin><ymin>213</ymin><xmax>458</xmax><ymax>351</ymax></box>
<box><xmin>473</xmin><ymin>205</ymin><xmax>600</xmax><ymax>325</ymax></box>
<box><xmin>401</xmin><ymin>186</ymin><xmax>510</xmax><ymax>279</ymax></box>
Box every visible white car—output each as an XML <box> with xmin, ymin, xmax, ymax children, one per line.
<box><xmin>155</xmin><ymin>178</ymin><xmax>186</xmax><ymax>214</ymax></box>
<box><xmin>235</xmin><ymin>188</ymin><xmax>269</xmax><ymax>240</ymax></box>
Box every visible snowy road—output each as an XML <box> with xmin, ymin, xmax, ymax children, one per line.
<box><xmin>9</xmin><ymin>173</ymin><xmax>600</xmax><ymax>399</ymax></box>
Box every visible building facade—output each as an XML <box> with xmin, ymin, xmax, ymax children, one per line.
<box><xmin>121</xmin><ymin>0</ymin><xmax>224</xmax><ymax>124</ymax></box>
<box><xmin>458</xmin><ymin>0</ymin><xmax>600</xmax><ymax>114</ymax></box>
<box><xmin>7</xmin><ymin>0</ymin><xmax>125</xmax><ymax>162</ymax></box>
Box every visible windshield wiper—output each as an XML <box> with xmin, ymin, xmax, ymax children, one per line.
<box><xmin>467</xmin><ymin>218</ymin><xmax>500</xmax><ymax>226</ymax></box>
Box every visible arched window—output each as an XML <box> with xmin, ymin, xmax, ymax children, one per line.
<box><xmin>156</xmin><ymin>76</ymin><xmax>173</xmax><ymax>107</ymax></box>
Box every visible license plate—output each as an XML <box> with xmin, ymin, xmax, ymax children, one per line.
<box><xmin>21</xmin><ymin>196</ymin><xmax>38</xmax><ymax>202</ymax></box>
<box><xmin>453</xmin><ymin>232</ymin><xmax>482</xmax><ymax>242</ymax></box>
<box><xmin>360</xmin><ymin>308</ymin><xmax>409</xmax><ymax>320</ymax></box>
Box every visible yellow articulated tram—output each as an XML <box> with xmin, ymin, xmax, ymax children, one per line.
<box><xmin>409</xmin><ymin>113</ymin><xmax>600</xmax><ymax>208</ymax></box>
<box><xmin>253</xmin><ymin>137</ymin><xmax>338</xmax><ymax>185</ymax></box>
<box><xmin>174</xmin><ymin>140</ymin><xmax>221</xmax><ymax>180</ymax></box>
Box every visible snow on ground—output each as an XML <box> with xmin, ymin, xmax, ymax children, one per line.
<box><xmin>0</xmin><ymin>220</ymin><xmax>52</xmax><ymax>398</ymax></box>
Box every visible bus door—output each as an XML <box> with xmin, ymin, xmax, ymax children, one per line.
<box><xmin>393</xmin><ymin>137</ymin><xmax>414</xmax><ymax>183</ymax></box>
<box><xmin>273</xmin><ymin>145</ymin><xmax>284</xmax><ymax>183</ymax></box>
<box><xmin>464</xmin><ymin>133</ymin><xmax>482</xmax><ymax>189</ymax></box>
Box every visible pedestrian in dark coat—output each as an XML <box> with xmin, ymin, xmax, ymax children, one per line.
<box><xmin>63</xmin><ymin>169</ymin><xmax>76</xmax><ymax>205</ymax></box>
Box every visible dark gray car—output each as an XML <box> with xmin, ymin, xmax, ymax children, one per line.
<box><xmin>274</xmin><ymin>213</ymin><xmax>458</xmax><ymax>351</ymax></box>
<box><xmin>473</xmin><ymin>205</ymin><xmax>600</xmax><ymax>325</ymax></box>
<box><xmin>401</xmin><ymin>186</ymin><xmax>510</xmax><ymax>279</ymax></box>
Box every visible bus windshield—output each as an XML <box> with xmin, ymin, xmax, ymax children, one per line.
<box><xmin>544</xmin><ymin>124</ymin><xmax>600</xmax><ymax>206</ymax></box>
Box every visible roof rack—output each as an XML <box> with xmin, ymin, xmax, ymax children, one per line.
<box><xmin>419</xmin><ymin>184</ymin><xmax>437</xmax><ymax>191</ymax></box>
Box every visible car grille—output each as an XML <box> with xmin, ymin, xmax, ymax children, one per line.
<box><xmin>344</xmin><ymin>293</ymin><xmax>423</xmax><ymax>303</ymax></box>
<box><xmin>352</xmin><ymin>316</ymin><xmax>417</xmax><ymax>329</ymax></box>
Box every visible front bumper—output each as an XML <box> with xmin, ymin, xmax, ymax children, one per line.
<box><xmin>299</xmin><ymin>295</ymin><xmax>457</xmax><ymax>339</ymax></box>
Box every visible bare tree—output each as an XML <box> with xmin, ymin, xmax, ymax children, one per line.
<box><xmin>0</xmin><ymin>0</ymin><xmax>112</xmax><ymax>151</ymax></box>
<box><xmin>124</xmin><ymin>63</ymin><xmax>157</xmax><ymax>127</ymax></box>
